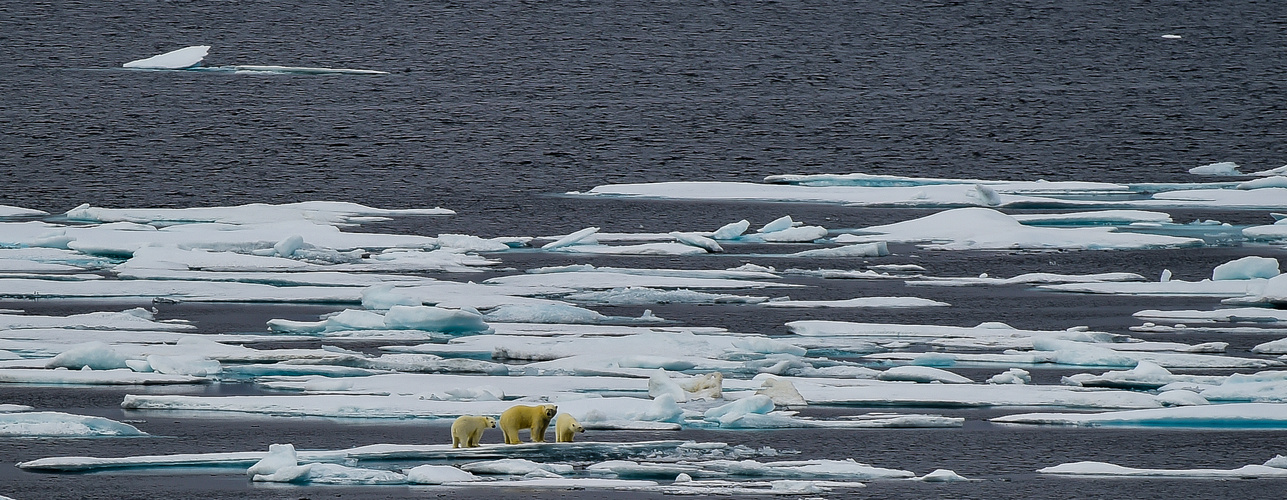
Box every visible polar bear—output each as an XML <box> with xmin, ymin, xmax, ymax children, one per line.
<box><xmin>555</xmin><ymin>413</ymin><xmax>584</xmax><ymax>443</ymax></box>
<box><xmin>499</xmin><ymin>404</ymin><xmax>558</xmax><ymax>444</ymax></box>
<box><xmin>450</xmin><ymin>415</ymin><xmax>496</xmax><ymax>448</ymax></box>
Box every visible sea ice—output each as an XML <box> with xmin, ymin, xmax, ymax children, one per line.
<box><xmin>564</xmin><ymin>287</ymin><xmax>769</xmax><ymax>305</ymax></box>
<box><xmin>876</xmin><ymin>366</ymin><xmax>972</xmax><ymax>384</ymax></box>
<box><xmin>762</xmin><ymin>297</ymin><xmax>948</xmax><ymax>308</ymax></box>
<box><xmin>0</xmin><ymin>411</ymin><xmax>146</xmax><ymax>437</ymax></box>
<box><xmin>461</xmin><ymin>459</ymin><xmax>573</xmax><ymax>475</ymax></box>
<box><xmin>123</xmin><ymin>45</ymin><xmax>210</xmax><ymax>69</ymax></box>
<box><xmin>46</xmin><ymin>342</ymin><xmax>128</xmax><ymax>370</ymax></box>
<box><xmin>991</xmin><ymin>402</ymin><xmax>1287</xmax><ymax>427</ymax></box>
<box><xmin>1188</xmin><ymin>161</ymin><xmax>1242</xmax><ymax>176</ymax></box>
<box><xmin>786</xmin><ymin>242</ymin><xmax>889</xmax><ymax>258</ymax></box>
<box><xmin>1211</xmin><ymin>256</ymin><xmax>1280</xmax><ymax>280</ymax></box>
<box><xmin>834</xmin><ymin>208</ymin><xmax>1203</xmax><ymax>251</ymax></box>
<box><xmin>1038</xmin><ymin>461</ymin><xmax>1287</xmax><ymax>478</ymax></box>
<box><xmin>404</xmin><ymin>464</ymin><xmax>478</xmax><ymax>484</ymax></box>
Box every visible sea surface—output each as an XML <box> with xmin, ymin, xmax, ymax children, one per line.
<box><xmin>3</xmin><ymin>0</ymin><xmax>1287</xmax><ymax>498</ymax></box>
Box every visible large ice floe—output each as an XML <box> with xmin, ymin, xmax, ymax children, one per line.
<box><xmin>0</xmin><ymin>411</ymin><xmax>146</xmax><ymax>437</ymax></box>
<box><xmin>580</xmin><ymin>171</ymin><xmax>1287</xmax><ymax>210</ymax></box>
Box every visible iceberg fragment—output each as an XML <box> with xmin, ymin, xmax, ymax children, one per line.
<box><xmin>123</xmin><ymin>45</ymin><xmax>210</xmax><ymax>69</ymax></box>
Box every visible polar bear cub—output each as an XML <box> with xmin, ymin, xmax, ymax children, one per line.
<box><xmin>499</xmin><ymin>404</ymin><xmax>558</xmax><ymax>444</ymax></box>
<box><xmin>450</xmin><ymin>415</ymin><xmax>496</xmax><ymax>448</ymax></box>
<box><xmin>555</xmin><ymin>413</ymin><xmax>584</xmax><ymax>443</ymax></box>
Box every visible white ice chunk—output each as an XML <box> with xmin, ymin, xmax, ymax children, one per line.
<box><xmin>1039</xmin><ymin>461</ymin><xmax>1287</xmax><ymax>478</ymax></box>
<box><xmin>919</xmin><ymin>469</ymin><xmax>971</xmax><ymax>482</ymax></box>
<box><xmin>542</xmin><ymin>227</ymin><xmax>600</xmax><ymax>249</ymax></box>
<box><xmin>788</xmin><ymin>242</ymin><xmax>889</xmax><ymax>258</ymax></box>
<box><xmin>461</xmin><ymin>459</ymin><xmax>573</xmax><ymax>475</ymax></box>
<box><xmin>146</xmin><ymin>355</ymin><xmax>221</xmax><ymax>377</ymax></box>
<box><xmin>988</xmin><ymin>368</ymin><xmax>1032</xmax><ymax>384</ymax></box>
<box><xmin>670</xmin><ymin>232</ymin><xmax>723</xmax><ymax>252</ymax></box>
<box><xmin>252</xmin><ymin>463</ymin><xmax>407</xmax><ymax>484</ymax></box>
<box><xmin>712</xmin><ymin>220</ymin><xmax>750</xmax><ymax>240</ymax></box>
<box><xmin>1237</xmin><ymin>176</ymin><xmax>1287</xmax><ymax>189</ymax></box>
<box><xmin>992</xmin><ymin>402</ymin><xmax>1287</xmax><ymax>427</ymax></box>
<box><xmin>246</xmin><ymin>443</ymin><xmax>298</xmax><ymax>476</ymax></box>
<box><xmin>46</xmin><ymin>342</ymin><xmax>128</xmax><ymax>370</ymax></box>
<box><xmin>758</xmin><ymin>216</ymin><xmax>795</xmax><ymax>233</ymax></box>
<box><xmin>703</xmin><ymin>395</ymin><xmax>775</xmax><ymax>425</ymax></box>
<box><xmin>405</xmin><ymin>464</ymin><xmax>478</xmax><ymax>484</ymax></box>
<box><xmin>836</xmin><ymin>208</ymin><xmax>1203</xmax><ymax>251</ymax></box>
<box><xmin>1188</xmin><ymin>161</ymin><xmax>1242</xmax><ymax>176</ymax></box>
<box><xmin>1212</xmin><ymin>256</ymin><xmax>1280</xmax><ymax>280</ymax></box>
<box><xmin>649</xmin><ymin>369</ymin><xmax>689</xmax><ymax>402</ymax></box>
<box><xmin>123</xmin><ymin>45</ymin><xmax>210</xmax><ymax>69</ymax></box>
<box><xmin>0</xmin><ymin>411</ymin><xmax>145</xmax><ymax>436</ymax></box>
<box><xmin>762</xmin><ymin>296</ymin><xmax>948</xmax><ymax>308</ymax></box>
<box><xmin>564</xmin><ymin>287</ymin><xmax>768</xmax><ymax>305</ymax></box>
<box><xmin>877</xmin><ymin>366</ymin><xmax>971</xmax><ymax>384</ymax></box>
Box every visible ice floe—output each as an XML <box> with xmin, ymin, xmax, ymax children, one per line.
<box><xmin>992</xmin><ymin>402</ymin><xmax>1287</xmax><ymax>427</ymax></box>
<box><xmin>1038</xmin><ymin>460</ymin><xmax>1287</xmax><ymax>478</ymax></box>
<box><xmin>833</xmin><ymin>208</ymin><xmax>1203</xmax><ymax>251</ymax></box>
<box><xmin>0</xmin><ymin>411</ymin><xmax>146</xmax><ymax>437</ymax></box>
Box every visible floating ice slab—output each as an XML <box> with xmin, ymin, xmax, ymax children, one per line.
<box><xmin>404</xmin><ymin>464</ymin><xmax>478</xmax><ymax>484</ymax></box>
<box><xmin>1040</xmin><ymin>279</ymin><xmax>1266</xmax><ymax>297</ymax></box>
<box><xmin>1133</xmin><ymin>307</ymin><xmax>1287</xmax><ymax>324</ymax></box>
<box><xmin>582</xmin><ymin>181</ymin><xmax>1076</xmax><ymax>208</ymax></box>
<box><xmin>992</xmin><ymin>402</ymin><xmax>1287</xmax><ymax>427</ymax></box>
<box><xmin>791</xmin><ymin>378</ymin><xmax>1164</xmax><ymax>408</ymax></box>
<box><xmin>123</xmin><ymin>45</ymin><xmax>210</xmax><ymax>69</ymax></box>
<box><xmin>834</xmin><ymin>208</ymin><xmax>1203</xmax><ymax>251</ymax></box>
<box><xmin>0</xmin><ymin>205</ymin><xmax>48</xmax><ymax>217</ymax></box>
<box><xmin>1189</xmin><ymin>161</ymin><xmax>1243</xmax><ymax>176</ymax></box>
<box><xmin>1038</xmin><ymin>461</ymin><xmax>1287</xmax><ymax>478</ymax></box>
<box><xmin>762</xmin><ymin>297</ymin><xmax>948</xmax><ymax>308</ymax></box>
<box><xmin>907</xmin><ymin>272</ymin><xmax>1146</xmax><ymax>287</ymax></box>
<box><xmin>253</xmin><ymin>462</ymin><xmax>406</xmax><ymax>484</ymax></box>
<box><xmin>785</xmin><ymin>242</ymin><xmax>889</xmax><ymax>258</ymax></box>
<box><xmin>0</xmin><ymin>411</ymin><xmax>146</xmax><ymax>436</ymax></box>
<box><xmin>1010</xmin><ymin>210</ymin><xmax>1173</xmax><ymax>225</ymax></box>
<box><xmin>0</xmin><ymin>368</ymin><xmax>208</xmax><ymax>385</ymax></box>
<box><xmin>876</xmin><ymin>366</ymin><xmax>972</xmax><ymax>384</ymax></box>
<box><xmin>565</xmin><ymin>287</ymin><xmax>769</xmax><ymax>305</ymax></box>
<box><xmin>65</xmin><ymin>201</ymin><xmax>452</xmax><ymax>226</ymax></box>
<box><xmin>0</xmin><ymin>278</ymin><xmax>367</xmax><ymax>303</ymax></box>
<box><xmin>548</xmin><ymin>242</ymin><xmax>710</xmax><ymax>256</ymax></box>
<box><xmin>18</xmin><ymin>440</ymin><xmax>733</xmax><ymax>471</ymax></box>
<box><xmin>0</xmin><ymin>308</ymin><xmax>191</xmax><ymax>331</ymax></box>
<box><xmin>486</xmin><ymin>271</ymin><xmax>794</xmax><ymax>290</ymax></box>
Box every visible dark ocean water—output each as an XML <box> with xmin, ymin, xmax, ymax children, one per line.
<box><xmin>3</xmin><ymin>0</ymin><xmax>1287</xmax><ymax>498</ymax></box>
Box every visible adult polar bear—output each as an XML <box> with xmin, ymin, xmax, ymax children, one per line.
<box><xmin>499</xmin><ymin>404</ymin><xmax>558</xmax><ymax>444</ymax></box>
<box><xmin>450</xmin><ymin>415</ymin><xmax>496</xmax><ymax>448</ymax></box>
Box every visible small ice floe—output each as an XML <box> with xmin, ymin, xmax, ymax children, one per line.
<box><xmin>1188</xmin><ymin>161</ymin><xmax>1242</xmax><ymax>176</ymax></box>
<box><xmin>123</xmin><ymin>45</ymin><xmax>211</xmax><ymax>69</ymax></box>
<box><xmin>987</xmin><ymin>368</ymin><xmax>1031</xmax><ymax>385</ymax></box>
<box><xmin>486</xmin><ymin>270</ymin><xmax>793</xmax><ymax>290</ymax></box>
<box><xmin>0</xmin><ymin>411</ymin><xmax>146</xmax><ymax>437</ymax></box>
<box><xmin>906</xmin><ymin>272</ymin><xmax>1146</xmax><ymax>287</ymax></box>
<box><xmin>876</xmin><ymin>366</ymin><xmax>971</xmax><ymax>384</ymax></box>
<box><xmin>124</xmin><ymin>46</ymin><xmax>389</xmax><ymax>75</ymax></box>
<box><xmin>1011</xmin><ymin>210</ymin><xmax>1173</xmax><ymax>226</ymax></box>
<box><xmin>0</xmin><ymin>368</ymin><xmax>207</xmax><ymax>385</ymax></box>
<box><xmin>918</xmin><ymin>469</ymin><xmax>972</xmax><ymax>482</ymax></box>
<box><xmin>1134</xmin><ymin>307</ymin><xmax>1287</xmax><ymax>325</ymax></box>
<box><xmin>991</xmin><ymin>402</ymin><xmax>1287</xmax><ymax>427</ymax></box>
<box><xmin>785</xmin><ymin>242</ymin><xmax>889</xmax><ymax>258</ymax></box>
<box><xmin>461</xmin><ymin>458</ymin><xmax>573</xmax><ymax>475</ymax></box>
<box><xmin>1161</xmin><ymin>34</ymin><xmax>1183</xmax><ymax>39</ymax></box>
<box><xmin>0</xmin><ymin>308</ymin><xmax>190</xmax><ymax>331</ymax></box>
<box><xmin>834</xmin><ymin>208</ymin><xmax>1203</xmax><ymax>251</ymax></box>
<box><xmin>1198</xmin><ymin>371</ymin><xmax>1287</xmax><ymax>402</ymax></box>
<box><xmin>762</xmin><ymin>296</ymin><xmax>948</xmax><ymax>308</ymax></box>
<box><xmin>19</xmin><ymin>440</ymin><xmax>751</xmax><ymax>472</ymax></box>
<box><xmin>404</xmin><ymin>464</ymin><xmax>478</xmax><ymax>484</ymax></box>
<box><xmin>1212</xmin><ymin>256</ymin><xmax>1280</xmax><ymax>280</ymax></box>
<box><xmin>564</xmin><ymin>287</ymin><xmax>770</xmax><ymax>305</ymax></box>
<box><xmin>268</xmin><ymin>305</ymin><xmax>490</xmax><ymax>334</ymax></box>
<box><xmin>1039</xmin><ymin>459</ymin><xmax>1287</xmax><ymax>478</ymax></box>
<box><xmin>1061</xmin><ymin>361</ymin><xmax>1221</xmax><ymax>390</ymax></box>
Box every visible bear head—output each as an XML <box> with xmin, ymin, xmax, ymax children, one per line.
<box><xmin>485</xmin><ymin>417</ymin><xmax>497</xmax><ymax>427</ymax></box>
<box><xmin>543</xmin><ymin>404</ymin><xmax>558</xmax><ymax>418</ymax></box>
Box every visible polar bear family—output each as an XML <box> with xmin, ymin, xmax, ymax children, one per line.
<box><xmin>449</xmin><ymin>403</ymin><xmax>583</xmax><ymax>448</ymax></box>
